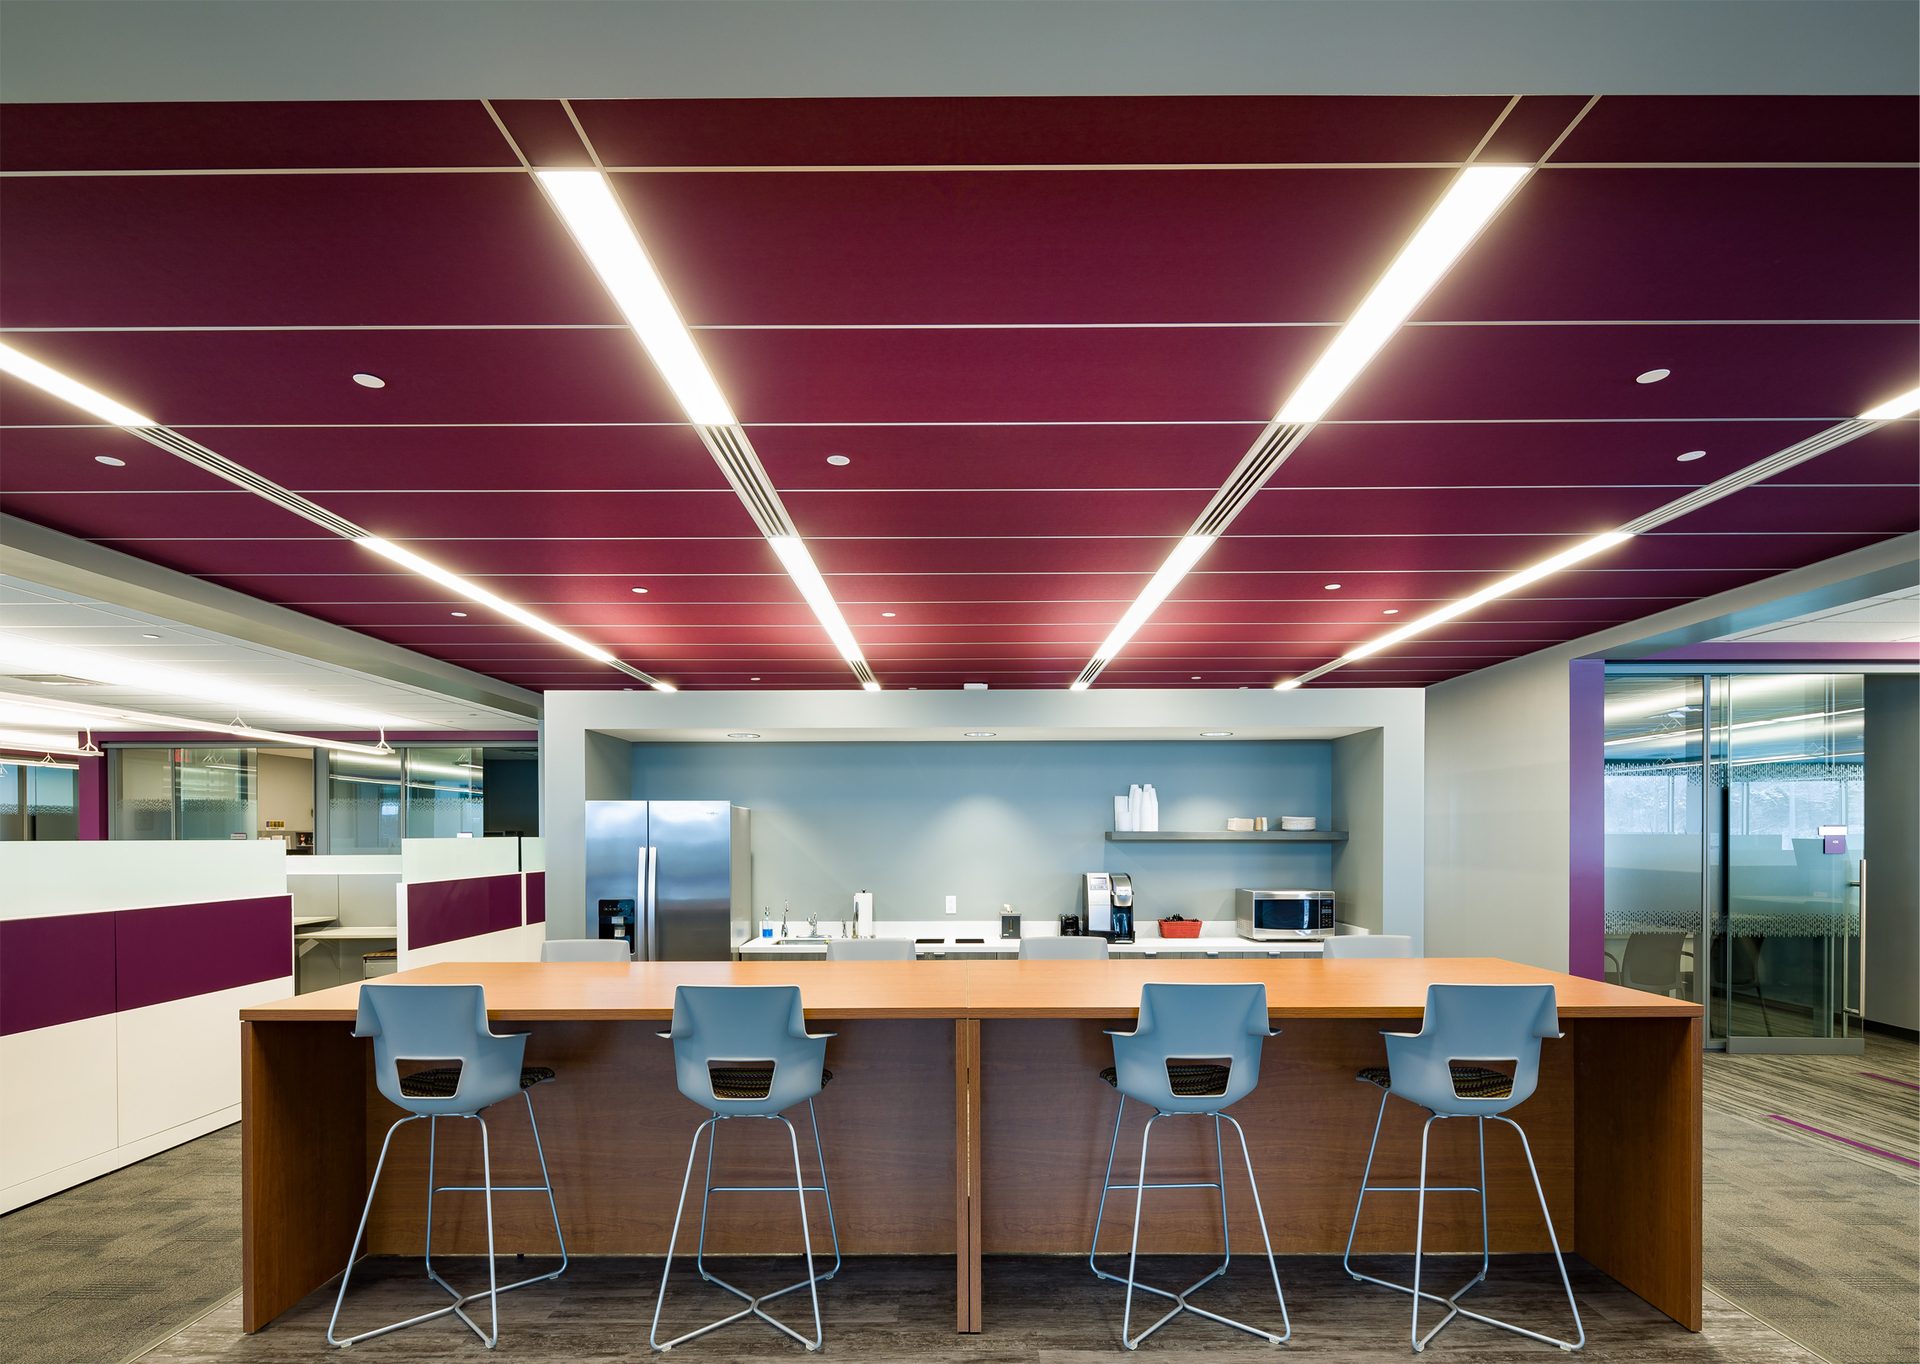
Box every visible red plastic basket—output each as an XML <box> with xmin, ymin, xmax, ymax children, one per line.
<box><xmin>1157</xmin><ymin>918</ymin><xmax>1203</xmax><ymax>939</ymax></box>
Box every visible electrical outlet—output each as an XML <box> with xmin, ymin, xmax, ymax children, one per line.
<box><xmin>945</xmin><ymin>895</ymin><xmax>958</xmax><ymax>915</ymax></box>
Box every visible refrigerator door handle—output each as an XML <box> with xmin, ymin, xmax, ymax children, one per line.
<box><xmin>645</xmin><ymin>844</ymin><xmax>660</xmax><ymax>962</ymax></box>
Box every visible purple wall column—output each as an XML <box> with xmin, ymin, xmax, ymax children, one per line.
<box><xmin>1568</xmin><ymin>658</ymin><xmax>1607</xmax><ymax>980</ymax></box>
<box><xmin>75</xmin><ymin>754</ymin><xmax>106</xmax><ymax>840</ymax></box>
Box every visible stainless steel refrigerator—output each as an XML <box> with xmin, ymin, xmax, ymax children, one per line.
<box><xmin>583</xmin><ymin>801</ymin><xmax>751</xmax><ymax>960</ymax></box>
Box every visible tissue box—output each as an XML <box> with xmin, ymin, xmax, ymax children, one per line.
<box><xmin>1226</xmin><ymin>817</ymin><xmax>1257</xmax><ymax>832</ymax></box>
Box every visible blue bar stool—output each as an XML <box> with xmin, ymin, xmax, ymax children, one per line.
<box><xmin>651</xmin><ymin>984</ymin><xmax>841</xmax><ymax>1352</ymax></box>
<box><xmin>1341</xmin><ymin>983</ymin><xmax>1584</xmax><ymax>1353</ymax></box>
<box><xmin>1089</xmin><ymin>982</ymin><xmax>1290</xmax><ymax>1349</ymax></box>
<box><xmin>327</xmin><ymin>983</ymin><xmax>567</xmax><ymax>1349</ymax></box>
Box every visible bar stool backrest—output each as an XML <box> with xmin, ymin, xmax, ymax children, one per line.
<box><xmin>1020</xmin><ymin>936</ymin><xmax>1110</xmax><ymax>960</ymax></box>
<box><xmin>663</xmin><ymin>984</ymin><xmax>832</xmax><ymax>1117</ymax></box>
<box><xmin>826</xmin><ymin>938</ymin><xmax>916</xmax><ymax>961</ymax></box>
<box><xmin>1320</xmin><ymin>935</ymin><xmax>1414</xmax><ymax>960</ymax></box>
<box><xmin>1108</xmin><ymin>982</ymin><xmax>1274</xmax><ymax>1113</ymax></box>
<box><xmin>540</xmin><ymin>938</ymin><xmax>631</xmax><ymax>962</ymax></box>
<box><xmin>1383</xmin><ymin>983</ymin><xmax>1560</xmax><ymax>1117</ymax></box>
<box><xmin>353</xmin><ymin>983</ymin><xmax>527</xmax><ymax>1117</ymax></box>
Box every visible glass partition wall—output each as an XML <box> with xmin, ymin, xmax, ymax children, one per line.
<box><xmin>1604</xmin><ymin>670</ymin><xmax>1869</xmax><ymax>1053</ymax></box>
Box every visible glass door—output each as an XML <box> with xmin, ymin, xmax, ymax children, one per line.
<box><xmin>1716</xmin><ymin>674</ymin><xmax>1865</xmax><ymax>1053</ymax></box>
<box><xmin>1602</xmin><ymin>675</ymin><xmax>1710</xmax><ymax>1025</ymax></box>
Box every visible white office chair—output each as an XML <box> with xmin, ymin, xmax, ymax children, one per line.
<box><xmin>1021</xmin><ymin>937</ymin><xmax>1110</xmax><ymax>960</ymax></box>
<box><xmin>1321</xmin><ymin>935</ymin><xmax>1414</xmax><ymax>960</ymax></box>
<box><xmin>540</xmin><ymin>938</ymin><xmax>631</xmax><ymax>963</ymax></box>
<box><xmin>826</xmin><ymin>939</ymin><xmax>915</xmax><ymax>961</ymax></box>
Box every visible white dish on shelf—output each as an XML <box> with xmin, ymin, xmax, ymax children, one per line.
<box><xmin>1278</xmin><ymin>816</ymin><xmax>1317</xmax><ymax>831</ymax></box>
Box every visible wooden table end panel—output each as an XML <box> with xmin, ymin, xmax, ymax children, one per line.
<box><xmin>1574</xmin><ymin>1014</ymin><xmax>1704</xmax><ymax>1332</ymax></box>
<box><xmin>955</xmin><ymin>1018</ymin><xmax>983</xmax><ymax>1334</ymax></box>
<box><xmin>241</xmin><ymin>1020</ymin><xmax>367</xmax><ymax>1333</ymax></box>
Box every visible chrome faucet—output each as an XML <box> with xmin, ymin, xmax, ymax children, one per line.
<box><xmin>780</xmin><ymin>901</ymin><xmax>790</xmax><ymax>937</ymax></box>
<box><xmin>807</xmin><ymin>909</ymin><xmax>819</xmax><ymax>937</ymax></box>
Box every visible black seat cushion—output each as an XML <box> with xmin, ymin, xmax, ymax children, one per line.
<box><xmin>1098</xmin><ymin>1062</ymin><xmax>1233</xmax><ymax>1098</ymax></box>
<box><xmin>705</xmin><ymin>1064</ymin><xmax>834</xmax><ymax>1101</ymax></box>
<box><xmin>398</xmin><ymin>1064</ymin><xmax>556</xmax><ymax>1099</ymax></box>
<box><xmin>1356</xmin><ymin>1064</ymin><xmax>1514</xmax><ymax>1100</ymax></box>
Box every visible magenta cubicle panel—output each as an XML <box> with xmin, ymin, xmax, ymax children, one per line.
<box><xmin>406</xmin><ymin>873</ymin><xmax>523</xmax><ymax>950</ymax></box>
<box><xmin>524</xmin><ymin>871</ymin><xmax>546</xmax><ymax>925</ymax></box>
<box><xmin>0</xmin><ymin>911</ymin><xmax>117</xmax><ymax>1036</ymax></box>
<box><xmin>113</xmin><ymin>895</ymin><xmax>294</xmax><ymax>1012</ymax></box>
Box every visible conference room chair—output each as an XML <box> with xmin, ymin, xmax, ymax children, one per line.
<box><xmin>540</xmin><ymin>938</ymin><xmax>631</xmax><ymax>962</ymax></box>
<box><xmin>1321</xmin><ymin>934</ymin><xmax>1415</xmax><ymax>960</ymax></box>
<box><xmin>328</xmin><ymin>984</ymin><xmax>567</xmax><ymax>1349</ymax></box>
<box><xmin>1020</xmin><ymin>935</ymin><xmax>1111</xmax><ymax>960</ymax></box>
<box><xmin>1089</xmin><ymin>982</ymin><xmax>1290</xmax><ymax>1349</ymax></box>
<box><xmin>652</xmin><ymin>984</ymin><xmax>840</xmax><ymax>1352</ymax></box>
<box><xmin>1342</xmin><ymin>983</ymin><xmax>1583</xmax><ymax>1353</ymax></box>
<box><xmin>825</xmin><ymin>938</ymin><xmax>916</xmax><ymax>961</ymax></box>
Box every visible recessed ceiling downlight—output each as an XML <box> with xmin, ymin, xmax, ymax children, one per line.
<box><xmin>1200</xmin><ymin>731</ymin><xmax>1234</xmax><ymax>738</ymax></box>
<box><xmin>631</xmin><ymin>586</ymin><xmax>650</xmax><ymax>594</ymax></box>
<box><xmin>963</xmin><ymin>731</ymin><xmax>996</xmax><ymax>738</ymax></box>
<box><xmin>352</xmin><ymin>373</ymin><xmax>386</xmax><ymax>389</ymax></box>
<box><xmin>1383</xmin><ymin>608</ymin><xmax>1400</xmax><ymax>615</ymax></box>
<box><xmin>95</xmin><ymin>455</ymin><xmax>126</xmax><ymax>467</ymax></box>
<box><xmin>1635</xmin><ymin>368</ymin><xmax>1671</xmax><ymax>385</ymax></box>
<box><xmin>1677</xmin><ymin>450</ymin><xmax>1707</xmax><ymax>462</ymax></box>
<box><xmin>727</xmin><ymin>732</ymin><xmax>760</xmax><ymax>739</ymax></box>
<box><xmin>1323</xmin><ymin>583</ymin><xmax>1342</xmax><ymax>591</ymax></box>
<box><xmin>140</xmin><ymin>633</ymin><xmax>161</xmax><ymax>639</ymax></box>
<box><xmin>881</xmin><ymin>611</ymin><xmax>896</xmax><ymax>618</ymax></box>
<box><xmin>826</xmin><ymin>453</ymin><xmax>851</xmax><ymax>467</ymax></box>
<box><xmin>450</xmin><ymin>611</ymin><xmax>468</xmax><ymax>618</ymax></box>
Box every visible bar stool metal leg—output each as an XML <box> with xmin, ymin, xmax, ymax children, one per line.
<box><xmin>1090</xmin><ymin>1102</ymin><xmax>1231</xmax><ymax>1303</ymax></box>
<box><xmin>651</xmin><ymin>1114</ymin><xmax>830</xmax><ymax>1353</ymax></box>
<box><xmin>1115</xmin><ymin>1111</ymin><xmax>1287</xmax><ymax>1350</ymax></box>
<box><xmin>1348</xmin><ymin>1109</ymin><xmax>1582</xmax><ymax>1353</ymax></box>
<box><xmin>426</xmin><ymin>1095</ymin><xmax>571</xmax><ymax>1314</ymax></box>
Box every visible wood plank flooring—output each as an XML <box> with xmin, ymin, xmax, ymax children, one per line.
<box><xmin>140</xmin><ymin>1254</ymin><xmax>1817</xmax><ymax>1362</ymax></box>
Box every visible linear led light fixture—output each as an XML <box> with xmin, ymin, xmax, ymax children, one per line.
<box><xmin>1070</xmin><ymin>536</ymin><xmax>1216</xmax><ymax>690</ymax></box>
<box><xmin>535</xmin><ymin>168</ymin><xmax>877</xmax><ymax>689</ymax></box>
<box><xmin>1275</xmin><ymin>531</ymin><xmax>1634</xmax><ymax>688</ymax></box>
<box><xmin>0</xmin><ymin>340</ymin><xmax>155</xmax><ymax>426</ymax></box>
<box><xmin>1276</xmin><ymin>166</ymin><xmax>1531</xmax><ymax>424</ymax></box>
<box><xmin>767</xmin><ymin>537</ymin><xmax>880</xmax><ymax>691</ymax></box>
<box><xmin>0</xmin><ymin>727</ymin><xmax>96</xmax><ymax>757</ymax></box>
<box><xmin>0</xmin><ymin>693</ymin><xmax>396</xmax><ymax>757</ymax></box>
<box><xmin>0</xmin><ymin>344</ymin><xmax>671</xmax><ymax>690</ymax></box>
<box><xmin>0</xmin><ymin>633</ymin><xmax>412</xmax><ymax>728</ymax></box>
<box><xmin>353</xmin><ymin>537</ymin><xmax>673</xmax><ymax>691</ymax></box>
<box><xmin>535</xmin><ymin>170</ymin><xmax>735</xmax><ymax>425</ymax></box>
<box><xmin>1070</xmin><ymin>169</ymin><xmax>1530</xmax><ymax>690</ymax></box>
<box><xmin>1860</xmin><ymin>385</ymin><xmax>1920</xmax><ymax>420</ymax></box>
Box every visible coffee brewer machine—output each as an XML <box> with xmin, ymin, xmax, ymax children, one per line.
<box><xmin>1078</xmin><ymin>871</ymin><xmax>1137</xmax><ymax>944</ymax></box>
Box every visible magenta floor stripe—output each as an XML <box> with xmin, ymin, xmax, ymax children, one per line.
<box><xmin>1766</xmin><ymin>1115</ymin><xmax>1920</xmax><ymax>1169</ymax></box>
<box><xmin>1860</xmin><ymin>1070</ymin><xmax>1920</xmax><ymax>1092</ymax></box>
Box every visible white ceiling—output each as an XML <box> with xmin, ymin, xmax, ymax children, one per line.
<box><xmin>0</xmin><ymin>575</ymin><xmax>539</xmax><ymax>744</ymax></box>
<box><xmin>1715</xmin><ymin>584</ymin><xmax>1920</xmax><ymax>643</ymax></box>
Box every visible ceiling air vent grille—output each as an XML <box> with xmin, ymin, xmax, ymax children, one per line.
<box><xmin>1073</xmin><ymin>658</ymin><xmax>1107</xmax><ymax>689</ymax></box>
<box><xmin>1190</xmin><ymin>422</ymin><xmax>1312</xmax><ymax>538</ymax></box>
<box><xmin>131</xmin><ymin>427</ymin><xmax>370</xmax><ymax>539</ymax></box>
<box><xmin>1622</xmin><ymin>421</ymin><xmax>1878</xmax><ymax>534</ymax></box>
<box><xmin>697</xmin><ymin>424</ymin><xmax>795</xmax><ymax>538</ymax></box>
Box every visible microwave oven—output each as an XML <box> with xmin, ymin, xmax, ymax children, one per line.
<box><xmin>1236</xmin><ymin>889</ymin><xmax>1336</xmax><ymax>940</ymax></box>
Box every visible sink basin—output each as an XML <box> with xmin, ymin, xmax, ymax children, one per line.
<box><xmin>777</xmin><ymin>935</ymin><xmax>831</xmax><ymax>945</ymax></box>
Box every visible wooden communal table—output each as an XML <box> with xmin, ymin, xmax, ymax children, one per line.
<box><xmin>239</xmin><ymin>957</ymin><xmax>1700</xmax><ymax>1336</ymax></box>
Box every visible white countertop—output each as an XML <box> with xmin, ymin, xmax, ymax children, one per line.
<box><xmin>736</xmin><ymin>918</ymin><xmax>1330</xmax><ymax>958</ymax></box>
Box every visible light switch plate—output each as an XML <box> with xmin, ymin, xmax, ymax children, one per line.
<box><xmin>945</xmin><ymin>895</ymin><xmax>958</xmax><ymax>914</ymax></box>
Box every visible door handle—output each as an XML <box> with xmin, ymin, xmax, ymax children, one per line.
<box><xmin>1854</xmin><ymin>859</ymin><xmax>1867</xmax><ymax>1019</ymax></box>
<box><xmin>645</xmin><ymin>844</ymin><xmax>659</xmax><ymax>962</ymax></box>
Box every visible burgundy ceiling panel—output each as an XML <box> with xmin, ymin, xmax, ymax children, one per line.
<box><xmin>3</xmin><ymin>93</ymin><xmax>1913</xmax><ymax>695</ymax></box>
<box><xmin>0</xmin><ymin>329</ymin><xmax>683</xmax><ymax>426</ymax></box>
<box><xmin>1232</xmin><ymin>484</ymin><xmax>1673</xmax><ymax>538</ymax></box>
<box><xmin>0</xmin><ymin>174</ymin><xmax>620</xmax><ymax>328</ymax></box>
<box><xmin>574</xmin><ymin>96</ymin><xmax>1512</xmax><ymax>167</ymax></box>
<box><xmin>707</xmin><ymin>326</ymin><xmax>1315</xmax><ymax>424</ymax></box>
<box><xmin>1546</xmin><ymin>97</ymin><xmax>1920</xmax><ymax>164</ymax></box>
<box><xmin>1422</xmin><ymin>169</ymin><xmax>1919</xmax><ymax>322</ymax></box>
<box><xmin>488</xmin><ymin>100</ymin><xmax>595</xmax><ymax>168</ymax></box>
<box><xmin>1276</xmin><ymin>419</ymin><xmax>1837</xmax><ymax>489</ymax></box>
<box><xmin>0</xmin><ymin>101</ymin><xmax>516</xmax><ymax>172</ymax></box>
<box><xmin>745</xmin><ymin>423</ymin><xmax>1255</xmax><ymax>491</ymax></box>
<box><xmin>616</xmin><ymin>169</ymin><xmax>1448</xmax><ymax>325</ymax></box>
<box><xmin>1334</xmin><ymin>324</ymin><xmax>1917</xmax><ymax>423</ymax></box>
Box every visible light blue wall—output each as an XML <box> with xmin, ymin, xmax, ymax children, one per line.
<box><xmin>631</xmin><ymin>741</ymin><xmax>1334</xmax><ymax>925</ymax></box>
